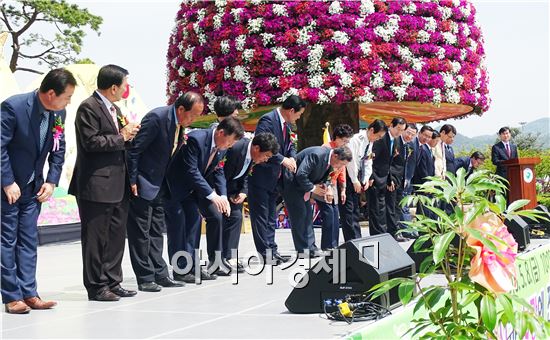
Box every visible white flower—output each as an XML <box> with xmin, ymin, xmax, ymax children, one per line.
<box><xmin>450</xmin><ymin>22</ymin><xmax>459</xmax><ymax>34</ymax></box>
<box><xmin>424</xmin><ymin>17</ymin><xmax>437</xmax><ymax>32</ymax></box>
<box><xmin>412</xmin><ymin>58</ymin><xmax>424</xmax><ymax>72</ymax></box>
<box><xmin>242</xmin><ymin>49</ymin><xmax>255</xmax><ymax>63</ymax></box>
<box><xmin>197</xmin><ymin>8</ymin><xmax>206</xmax><ymax>21</ymax></box>
<box><xmin>169</xmin><ymin>81</ymin><xmax>177</xmax><ymax>95</ymax></box>
<box><xmin>332</xmin><ymin>31</ymin><xmax>349</xmax><ymax>45</ymax></box>
<box><xmin>379</xmin><ymin>61</ymin><xmax>388</xmax><ymax>69</ymax></box>
<box><xmin>171</xmin><ymin>58</ymin><xmax>177</xmax><ymax>68</ymax></box>
<box><xmin>213</xmin><ymin>13</ymin><xmax>223</xmax><ymax>30</ymax></box>
<box><xmin>248</xmin><ymin>18</ymin><xmax>264</xmax><ymax>34</ymax></box>
<box><xmin>297</xmin><ymin>27</ymin><xmax>311</xmax><ymax>45</ymax></box>
<box><xmin>235</xmin><ymin>35</ymin><xmax>246</xmax><ymax>51</ymax></box>
<box><xmin>440</xmin><ymin>6</ymin><xmax>452</xmax><ymax>20</ymax></box>
<box><xmin>442</xmin><ymin>72</ymin><xmax>456</xmax><ymax>89</ymax></box>
<box><xmin>198</xmin><ymin>33</ymin><xmax>207</xmax><ymax>45</ymax></box>
<box><xmin>272</xmin><ymin>4</ymin><xmax>288</xmax><ymax>16</ymax></box>
<box><xmin>432</xmin><ymin>88</ymin><xmax>442</xmax><ymax>106</ymax></box>
<box><xmin>224</xmin><ymin>67</ymin><xmax>231</xmax><ymax>80</ymax></box>
<box><xmin>340</xmin><ymin>73</ymin><xmax>353</xmax><ymax>88</ymax></box>
<box><xmin>446</xmin><ymin>90</ymin><xmax>461</xmax><ymax>104</ymax></box>
<box><xmin>220</xmin><ymin>40</ymin><xmax>230</xmax><ymax>54</ymax></box>
<box><xmin>462</xmin><ymin>24</ymin><xmax>471</xmax><ymax>37</ymax></box>
<box><xmin>326</xmin><ymin>86</ymin><xmax>338</xmax><ymax>98</ymax></box>
<box><xmin>391</xmin><ymin>85</ymin><xmax>407</xmax><ymax>101</ymax></box>
<box><xmin>452</xmin><ymin>0</ymin><xmax>460</xmax><ymax>6</ymax></box>
<box><xmin>437</xmin><ymin>47</ymin><xmax>446</xmax><ymax>60</ymax></box>
<box><xmin>177</xmin><ymin>41</ymin><xmax>184</xmax><ymax>52</ymax></box>
<box><xmin>401</xmin><ymin>71</ymin><xmax>414</xmax><ymax>86</ymax></box>
<box><xmin>461</xmin><ymin>3</ymin><xmax>472</xmax><ymax>18</ymax></box>
<box><xmin>189</xmin><ymin>73</ymin><xmax>198</xmax><ymax>87</ymax></box>
<box><xmin>317</xmin><ymin>92</ymin><xmax>331</xmax><ymax>105</ymax></box>
<box><xmin>233</xmin><ymin>65</ymin><xmax>250</xmax><ymax>82</ymax></box>
<box><xmin>469</xmin><ymin>39</ymin><xmax>478</xmax><ymax>52</ymax></box>
<box><xmin>355</xmin><ymin>18</ymin><xmax>365</xmax><ymax>28</ymax></box>
<box><xmin>308</xmin><ymin>74</ymin><xmax>324</xmax><ymax>88</ymax></box>
<box><xmin>417</xmin><ymin>30</ymin><xmax>431</xmax><ymax>43</ymax></box>
<box><xmin>231</xmin><ymin>8</ymin><xmax>243</xmax><ymax>23</ymax></box>
<box><xmin>271</xmin><ymin>47</ymin><xmax>288</xmax><ymax>61</ymax></box>
<box><xmin>308</xmin><ymin>44</ymin><xmax>324</xmax><ymax>73</ymax></box>
<box><xmin>460</xmin><ymin>49</ymin><xmax>468</xmax><ymax>60</ymax></box>
<box><xmin>184</xmin><ymin>46</ymin><xmax>194</xmax><ymax>61</ymax></box>
<box><xmin>398</xmin><ymin>45</ymin><xmax>413</xmax><ymax>62</ymax></box>
<box><xmin>359</xmin><ymin>0</ymin><xmax>375</xmax><ymax>16</ymax></box>
<box><xmin>329</xmin><ymin>1</ymin><xmax>343</xmax><ymax>14</ymax></box>
<box><xmin>278</xmin><ymin>88</ymin><xmax>300</xmax><ymax>102</ymax></box>
<box><xmin>374</xmin><ymin>15</ymin><xmax>400</xmax><ymax>42</ymax></box>
<box><xmin>178</xmin><ymin>67</ymin><xmax>185</xmax><ymax>77</ymax></box>
<box><xmin>357</xmin><ymin>88</ymin><xmax>374</xmax><ymax>103</ymax></box>
<box><xmin>456</xmin><ymin>75</ymin><xmax>464</xmax><ymax>86</ymax></box>
<box><xmin>281</xmin><ymin>60</ymin><xmax>296</xmax><ymax>76</ymax></box>
<box><xmin>268</xmin><ymin>77</ymin><xmax>279</xmax><ymax>87</ymax></box>
<box><xmin>371</xmin><ymin>72</ymin><xmax>384</xmax><ymax>89</ymax></box>
<box><xmin>261</xmin><ymin>33</ymin><xmax>275</xmax><ymax>46</ymax></box>
<box><xmin>214</xmin><ymin>0</ymin><xmax>226</xmax><ymax>8</ymax></box>
<box><xmin>329</xmin><ymin>57</ymin><xmax>347</xmax><ymax>74</ymax></box>
<box><xmin>402</xmin><ymin>2</ymin><xmax>417</xmax><ymax>14</ymax></box>
<box><xmin>360</xmin><ymin>41</ymin><xmax>371</xmax><ymax>56</ymax></box>
<box><xmin>450</xmin><ymin>61</ymin><xmax>461</xmax><ymax>74</ymax></box>
<box><xmin>443</xmin><ymin>32</ymin><xmax>457</xmax><ymax>45</ymax></box>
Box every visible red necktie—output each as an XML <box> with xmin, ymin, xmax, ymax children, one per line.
<box><xmin>282</xmin><ymin>122</ymin><xmax>288</xmax><ymax>141</ymax></box>
<box><xmin>505</xmin><ymin>143</ymin><xmax>511</xmax><ymax>158</ymax></box>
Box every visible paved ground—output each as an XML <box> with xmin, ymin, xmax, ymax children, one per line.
<box><xmin>3</xmin><ymin>227</ymin><xmax>411</xmax><ymax>339</ymax></box>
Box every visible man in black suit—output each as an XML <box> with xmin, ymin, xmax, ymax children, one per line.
<box><xmin>1</xmin><ymin>69</ymin><xmax>76</xmax><ymax>313</ymax></box>
<box><xmin>397</xmin><ymin>123</ymin><xmax>419</xmax><ymax>236</ymax></box>
<box><xmin>211</xmin><ymin>133</ymin><xmax>279</xmax><ymax>275</ymax></box>
<box><xmin>438</xmin><ymin>124</ymin><xmax>457</xmax><ymax>177</ymax></box>
<box><xmin>126</xmin><ymin>92</ymin><xmax>203</xmax><ymax>292</ymax></box>
<box><xmin>456</xmin><ymin>151</ymin><xmax>486</xmax><ymax>179</ymax></box>
<box><xmin>248</xmin><ymin>95</ymin><xmax>306</xmax><ymax>263</ymax></box>
<box><xmin>413</xmin><ymin>129</ymin><xmax>440</xmax><ymax>218</ymax></box>
<box><xmin>165</xmin><ymin>117</ymin><xmax>244</xmax><ymax>283</ymax></box>
<box><xmin>491</xmin><ymin>127</ymin><xmax>519</xmax><ymax>181</ymax></box>
<box><xmin>283</xmin><ymin>146</ymin><xmax>352</xmax><ymax>254</ymax></box>
<box><xmin>69</xmin><ymin>65</ymin><xmax>140</xmax><ymax>301</ymax></box>
<box><xmin>368</xmin><ymin>118</ymin><xmax>407</xmax><ymax>239</ymax></box>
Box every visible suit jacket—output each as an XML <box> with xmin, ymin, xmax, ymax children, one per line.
<box><xmin>444</xmin><ymin>144</ymin><xmax>456</xmax><ymax>175</ymax></box>
<box><xmin>491</xmin><ymin>141</ymin><xmax>518</xmax><ymax>178</ymax></box>
<box><xmin>1</xmin><ymin>91</ymin><xmax>65</xmax><ymax>189</ymax></box>
<box><xmin>165</xmin><ymin>128</ymin><xmax>227</xmax><ymax>202</ymax></box>
<box><xmin>220</xmin><ymin>138</ymin><xmax>252</xmax><ymax>197</ymax></box>
<box><xmin>371</xmin><ymin>133</ymin><xmax>392</xmax><ymax>189</ymax></box>
<box><xmin>248</xmin><ymin>109</ymin><xmax>296</xmax><ymax>191</ymax></box>
<box><xmin>412</xmin><ymin>144</ymin><xmax>435</xmax><ymax>187</ymax></box>
<box><xmin>404</xmin><ymin>137</ymin><xmax>420</xmax><ymax>185</ymax></box>
<box><xmin>455</xmin><ymin>156</ymin><xmax>470</xmax><ymax>173</ymax></box>
<box><xmin>389</xmin><ymin>136</ymin><xmax>405</xmax><ymax>188</ymax></box>
<box><xmin>285</xmin><ymin>146</ymin><xmax>331</xmax><ymax>194</ymax></box>
<box><xmin>68</xmin><ymin>92</ymin><xmax>130</xmax><ymax>203</ymax></box>
<box><xmin>127</xmin><ymin>105</ymin><xmax>176</xmax><ymax>200</ymax></box>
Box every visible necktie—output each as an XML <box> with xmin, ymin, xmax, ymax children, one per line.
<box><xmin>172</xmin><ymin>125</ymin><xmax>181</xmax><ymax>156</ymax></box>
<box><xmin>206</xmin><ymin>147</ymin><xmax>218</xmax><ymax>170</ymax></box>
<box><xmin>404</xmin><ymin>144</ymin><xmax>409</xmax><ymax>161</ymax></box>
<box><xmin>282</xmin><ymin>122</ymin><xmax>288</xmax><ymax>141</ymax></box>
<box><xmin>441</xmin><ymin>142</ymin><xmax>447</xmax><ymax>177</ymax></box>
<box><xmin>505</xmin><ymin>143</ymin><xmax>511</xmax><ymax>158</ymax></box>
<box><xmin>109</xmin><ymin>106</ymin><xmax>119</xmax><ymax>129</ymax></box>
<box><xmin>359</xmin><ymin>142</ymin><xmax>370</xmax><ymax>183</ymax></box>
<box><xmin>389</xmin><ymin>138</ymin><xmax>394</xmax><ymax>154</ymax></box>
<box><xmin>28</xmin><ymin>111</ymin><xmax>50</xmax><ymax>184</ymax></box>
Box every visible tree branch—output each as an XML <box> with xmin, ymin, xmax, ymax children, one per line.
<box><xmin>19</xmin><ymin>46</ymin><xmax>55</xmax><ymax>59</ymax></box>
<box><xmin>0</xmin><ymin>6</ymin><xmax>14</xmax><ymax>32</ymax></box>
<box><xmin>14</xmin><ymin>66</ymin><xmax>43</xmax><ymax>75</ymax></box>
<box><xmin>15</xmin><ymin>9</ymin><xmax>38</xmax><ymax>36</ymax></box>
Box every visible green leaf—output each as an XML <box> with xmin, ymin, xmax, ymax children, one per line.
<box><xmin>497</xmin><ymin>294</ymin><xmax>514</xmax><ymax>326</ymax></box>
<box><xmin>495</xmin><ymin>194</ymin><xmax>507</xmax><ymax>212</ymax></box>
<box><xmin>460</xmin><ymin>291</ymin><xmax>481</xmax><ymax>307</ymax></box>
<box><xmin>432</xmin><ymin>231</ymin><xmax>455</xmax><ymax>264</ymax></box>
<box><xmin>506</xmin><ymin>199</ymin><xmax>530</xmax><ymax>213</ymax></box>
<box><xmin>425</xmin><ymin>205</ymin><xmax>454</xmax><ymax>226</ymax></box>
<box><xmin>398</xmin><ymin>280</ymin><xmax>415</xmax><ymax>305</ymax></box>
<box><xmin>480</xmin><ymin>294</ymin><xmax>497</xmax><ymax>331</ymax></box>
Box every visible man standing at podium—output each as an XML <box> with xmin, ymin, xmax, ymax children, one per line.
<box><xmin>491</xmin><ymin>127</ymin><xmax>518</xmax><ymax>182</ymax></box>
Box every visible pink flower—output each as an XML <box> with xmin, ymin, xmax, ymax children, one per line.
<box><xmin>466</xmin><ymin>213</ymin><xmax>518</xmax><ymax>293</ymax></box>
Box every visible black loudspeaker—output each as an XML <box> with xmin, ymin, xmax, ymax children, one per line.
<box><xmin>285</xmin><ymin>234</ymin><xmax>415</xmax><ymax>314</ymax></box>
<box><xmin>504</xmin><ymin>215</ymin><xmax>531</xmax><ymax>251</ymax></box>
<box><xmin>535</xmin><ymin>205</ymin><xmax>550</xmax><ymax>235</ymax></box>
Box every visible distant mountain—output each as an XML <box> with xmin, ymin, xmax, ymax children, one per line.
<box><xmin>451</xmin><ymin>117</ymin><xmax>549</xmax><ymax>153</ymax></box>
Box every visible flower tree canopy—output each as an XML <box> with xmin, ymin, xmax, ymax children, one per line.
<box><xmin>166</xmin><ymin>0</ymin><xmax>489</xmax><ymax>124</ymax></box>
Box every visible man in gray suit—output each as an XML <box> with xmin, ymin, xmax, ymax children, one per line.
<box><xmin>283</xmin><ymin>146</ymin><xmax>352</xmax><ymax>256</ymax></box>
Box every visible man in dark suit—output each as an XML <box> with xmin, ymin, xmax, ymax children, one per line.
<box><xmin>439</xmin><ymin>124</ymin><xmax>457</xmax><ymax>177</ymax></box>
<box><xmin>1</xmin><ymin>69</ymin><xmax>76</xmax><ymax>314</ymax></box>
<box><xmin>413</xmin><ymin>130</ymin><xmax>440</xmax><ymax>218</ymax></box>
<box><xmin>368</xmin><ymin>118</ymin><xmax>406</xmax><ymax>239</ymax></box>
<box><xmin>211</xmin><ymin>133</ymin><xmax>279</xmax><ymax>275</ymax></box>
<box><xmin>456</xmin><ymin>151</ymin><xmax>486</xmax><ymax>179</ymax></box>
<box><xmin>283</xmin><ymin>146</ymin><xmax>352</xmax><ymax>255</ymax></box>
<box><xmin>491</xmin><ymin>127</ymin><xmax>518</xmax><ymax>181</ymax></box>
<box><xmin>126</xmin><ymin>92</ymin><xmax>203</xmax><ymax>292</ymax></box>
<box><xmin>165</xmin><ymin>117</ymin><xmax>244</xmax><ymax>283</ymax></box>
<box><xmin>248</xmin><ymin>95</ymin><xmax>306</xmax><ymax>263</ymax></box>
<box><xmin>69</xmin><ymin>65</ymin><xmax>140</xmax><ymax>302</ymax></box>
<box><xmin>397</xmin><ymin>123</ymin><xmax>418</xmax><ymax>235</ymax></box>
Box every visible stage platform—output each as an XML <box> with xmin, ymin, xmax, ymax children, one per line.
<box><xmin>2</xmin><ymin>229</ymin><xmax>549</xmax><ymax>339</ymax></box>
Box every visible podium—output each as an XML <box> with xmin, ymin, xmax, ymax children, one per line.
<box><xmin>502</xmin><ymin>157</ymin><xmax>541</xmax><ymax>210</ymax></box>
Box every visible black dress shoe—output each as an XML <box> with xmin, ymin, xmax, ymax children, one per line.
<box><xmin>273</xmin><ymin>253</ymin><xmax>290</xmax><ymax>263</ymax></box>
<box><xmin>178</xmin><ymin>269</ymin><xmax>218</xmax><ymax>283</ymax></box>
<box><xmin>210</xmin><ymin>266</ymin><xmax>231</xmax><ymax>276</ymax></box>
<box><xmin>394</xmin><ymin>234</ymin><xmax>410</xmax><ymax>242</ymax></box>
<box><xmin>156</xmin><ymin>276</ymin><xmax>184</xmax><ymax>288</ymax></box>
<box><xmin>138</xmin><ymin>282</ymin><xmax>162</xmax><ymax>292</ymax></box>
<box><xmin>111</xmin><ymin>287</ymin><xmax>137</xmax><ymax>297</ymax></box>
<box><xmin>89</xmin><ymin>290</ymin><xmax>120</xmax><ymax>302</ymax></box>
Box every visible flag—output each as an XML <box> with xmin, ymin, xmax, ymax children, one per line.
<box><xmin>323</xmin><ymin>122</ymin><xmax>331</xmax><ymax>144</ymax></box>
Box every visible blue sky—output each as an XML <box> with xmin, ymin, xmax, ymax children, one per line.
<box><xmin>5</xmin><ymin>0</ymin><xmax>549</xmax><ymax>137</ymax></box>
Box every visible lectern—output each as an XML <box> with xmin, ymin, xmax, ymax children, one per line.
<box><xmin>502</xmin><ymin>157</ymin><xmax>541</xmax><ymax>210</ymax></box>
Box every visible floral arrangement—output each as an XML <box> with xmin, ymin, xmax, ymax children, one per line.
<box><xmin>166</xmin><ymin>0</ymin><xmax>489</xmax><ymax>114</ymax></box>
<box><xmin>217</xmin><ymin>156</ymin><xmax>227</xmax><ymax>169</ymax></box>
<box><xmin>290</xmin><ymin>131</ymin><xmax>298</xmax><ymax>149</ymax></box>
<box><xmin>52</xmin><ymin>114</ymin><xmax>64</xmax><ymax>152</ymax></box>
<box><xmin>370</xmin><ymin>169</ymin><xmax>550</xmax><ymax>338</ymax></box>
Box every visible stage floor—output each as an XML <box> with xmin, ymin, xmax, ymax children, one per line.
<box><xmin>3</xmin><ymin>227</ymin><xmax>408</xmax><ymax>339</ymax></box>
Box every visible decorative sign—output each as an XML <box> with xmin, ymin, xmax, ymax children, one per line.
<box><xmin>524</xmin><ymin>167</ymin><xmax>534</xmax><ymax>184</ymax></box>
